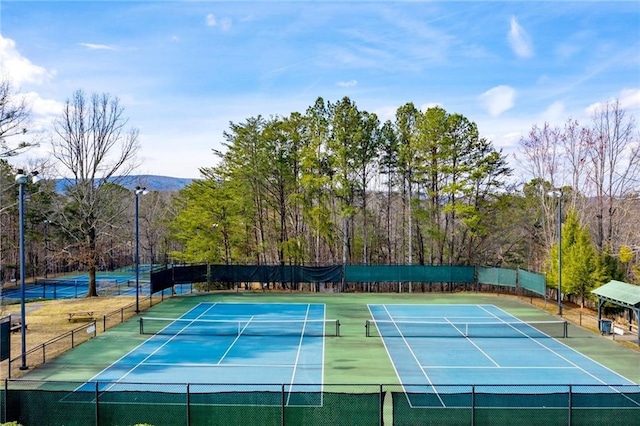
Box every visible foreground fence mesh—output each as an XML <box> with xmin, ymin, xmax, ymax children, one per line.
<box><xmin>1</xmin><ymin>381</ymin><xmax>638</xmax><ymax>425</ymax></box>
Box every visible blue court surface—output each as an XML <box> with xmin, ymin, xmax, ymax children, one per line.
<box><xmin>368</xmin><ymin>304</ymin><xmax>638</xmax><ymax>407</ymax></box>
<box><xmin>1</xmin><ymin>275</ymin><xmax>191</xmax><ymax>300</ymax></box>
<box><xmin>76</xmin><ymin>302</ymin><xmax>327</xmax><ymax>398</ymax></box>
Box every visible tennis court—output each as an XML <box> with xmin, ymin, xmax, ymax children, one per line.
<box><xmin>5</xmin><ymin>293</ymin><xmax>639</xmax><ymax>425</ymax></box>
<box><xmin>368</xmin><ymin>303</ymin><xmax>637</xmax><ymax>409</ymax></box>
<box><xmin>1</xmin><ymin>276</ymin><xmax>196</xmax><ymax>300</ymax></box>
<box><xmin>76</xmin><ymin>302</ymin><xmax>332</xmax><ymax>398</ymax></box>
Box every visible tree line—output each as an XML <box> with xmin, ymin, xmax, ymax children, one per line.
<box><xmin>1</xmin><ymin>76</ymin><xmax>639</xmax><ymax>305</ymax></box>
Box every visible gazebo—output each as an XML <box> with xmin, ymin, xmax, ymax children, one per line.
<box><xmin>591</xmin><ymin>280</ymin><xmax>640</xmax><ymax>346</ymax></box>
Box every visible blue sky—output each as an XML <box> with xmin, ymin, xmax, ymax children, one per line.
<box><xmin>1</xmin><ymin>1</ymin><xmax>639</xmax><ymax>179</ymax></box>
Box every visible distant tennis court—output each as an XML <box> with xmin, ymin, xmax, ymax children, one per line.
<box><xmin>76</xmin><ymin>302</ymin><xmax>334</xmax><ymax>399</ymax></box>
<box><xmin>0</xmin><ymin>272</ymin><xmax>195</xmax><ymax>300</ymax></box>
<box><xmin>368</xmin><ymin>303</ymin><xmax>637</xmax><ymax>408</ymax></box>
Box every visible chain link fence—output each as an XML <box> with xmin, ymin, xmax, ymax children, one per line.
<box><xmin>4</xmin><ymin>293</ymin><xmax>172</xmax><ymax>379</ymax></box>
<box><xmin>1</xmin><ymin>381</ymin><xmax>638</xmax><ymax>425</ymax></box>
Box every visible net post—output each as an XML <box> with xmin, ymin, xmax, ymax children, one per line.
<box><xmin>564</xmin><ymin>321</ymin><xmax>568</xmax><ymax>338</ymax></box>
<box><xmin>365</xmin><ymin>320</ymin><xmax>370</xmax><ymax>337</ymax></box>
<box><xmin>139</xmin><ymin>318</ymin><xmax>143</xmax><ymax>334</ymax></box>
<box><xmin>336</xmin><ymin>319</ymin><xmax>340</xmax><ymax>337</ymax></box>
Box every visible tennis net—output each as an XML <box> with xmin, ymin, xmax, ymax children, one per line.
<box><xmin>365</xmin><ymin>319</ymin><xmax>568</xmax><ymax>338</ymax></box>
<box><xmin>140</xmin><ymin>317</ymin><xmax>341</xmax><ymax>337</ymax></box>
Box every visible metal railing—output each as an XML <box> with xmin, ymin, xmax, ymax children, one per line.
<box><xmin>5</xmin><ymin>292</ymin><xmax>173</xmax><ymax>379</ymax></box>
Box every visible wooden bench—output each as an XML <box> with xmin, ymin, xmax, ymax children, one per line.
<box><xmin>67</xmin><ymin>312</ymin><xmax>95</xmax><ymax>322</ymax></box>
<box><xmin>10</xmin><ymin>319</ymin><xmax>24</xmax><ymax>333</ymax></box>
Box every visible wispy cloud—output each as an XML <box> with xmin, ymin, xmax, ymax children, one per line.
<box><xmin>585</xmin><ymin>88</ymin><xmax>640</xmax><ymax>115</ymax></box>
<box><xmin>0</xmin><ymin>35</ymin><xmax>53</xmax><ymax>85</ymax></box>
<box><xmin>336</xmin><ymin>79</ymin><xmax>358</xmax><ymax>87</ymax></box>
<box><xmin>508</xmin><ymin>16</ymin><xmax>533</xmax><ymax>58</ymax></box>
<box><xmin>78</xmin><ymin>42</ymin><xmax>117</xmax><ymax>51</ymax></box>
<box><xmin>480</xmin><ymin>85</ymin><xmax>516</xmax><ymax>117</ymax></box>
<box><xmin>206</xmin><ymin>13</ymin><xmax>232</xmax><ymax>31</ymax></box>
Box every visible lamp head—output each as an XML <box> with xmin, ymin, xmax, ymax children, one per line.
<box><xmin>15</xmin><ymin>169</ymin><xmax>41</xmax><ymax>185</ymax></box>
<box><xmin>15</xmin><ymin>169</ymin><xmax>28</xmax><ymax>185</ymax></box>
<box><xmin>31</xmin><ymin>171</ymin><xmax>42</xmax><ymax>184</ymax></box>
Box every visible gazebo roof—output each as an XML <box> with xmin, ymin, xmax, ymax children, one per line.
<box><xmin>591</xmin><ymin>280</ymin><xmax>640</xmax><ymax>309</ymax></box>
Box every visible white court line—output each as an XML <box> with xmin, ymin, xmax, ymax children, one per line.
<box><xmin>286</xmin><ymin>303</ymin><xmax>312</xmax><ymax>406</ymax></box>
<box><xmin>480</xmin><ymin>305</ymin><xmax>640</xmax><ymax>406</ymax></box>
<box><xmin>143</xmin><ymin>362</ymin><xmax>300</xmax><ymax>368</ymax></box>
<box><xmin>376</xmin><ymin>304</ymin><xmax>446</xmax><ymax>408</ymax></box>
<box><xmin>443</xmin><ymin>317</ymin><xmax>501</xmax><ymax>367</ymax></box>
<box><xmin>216</xmin><ymin>316</ymin><xmax>255</xmax><ymax>365</ymax></box>
<box><xmin>422</xmin><ymin>366</ymin><xmax>577</xmax><ymax>369</ymax></box>
<box><xmin>101</xmin><ymin>303</ymin><xmax>219</xmax><ymax>392</ymax></box>
<box><xmin>70</xmin><ymin>302</ymin><xmax>217</xmax><ymax>396</ymax></box>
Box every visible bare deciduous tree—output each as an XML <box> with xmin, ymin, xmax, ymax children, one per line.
<box><xmin>51</xmin><ymin>89</ymin><xmax>139</xmax><ymax>296</ymax></box>
<box><xmin>587</xmin><ymin>99</ymin><xmax>639</xmax><ymax>253</ymax></box>
<box><xmin>0</xmin><ymin>77</ymin><xmax>35</xmax><ymax>157</ymax></box>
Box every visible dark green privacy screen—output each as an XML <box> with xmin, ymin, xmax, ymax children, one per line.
<box><xmin>151</xmin><ymin>264</ymin><xmax>545</xmax><ymax>295</ymax></box>
<box><xmin>345</xmin><ymin>265</ymin><xmax>476</xmax><ymax>283</ymax></box>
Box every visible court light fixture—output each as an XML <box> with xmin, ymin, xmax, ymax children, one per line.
<box><xmin>15</xmin><ymin>169</ymin><xmax>42</xmax><ymax>370</ymax></box>
<box><xmin>134</xmin><ymin>186</ymin><xmax>149</xmax><ymax>313</ymax></box>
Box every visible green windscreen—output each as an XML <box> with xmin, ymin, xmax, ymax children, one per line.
<box><xmin>478</xmin><ymin>267</ymin><xmax>517</xmax><ymax>287</ymax></box>
<box><xmin>518</xmin><ymin>268</ymin><xmax>546</xmax><ymax>296</ymax></box>
<box><xmin>345</xmin><ymin>265</ymin><xmax>476</xmax><ymax>283</ymax></box>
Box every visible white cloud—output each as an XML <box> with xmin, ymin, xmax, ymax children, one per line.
<box><xmin>419</xmin><ymin>102</ymin><xmax>442</xmax><ymax>112</ymax></box>
<box><xmin>206</xmin><ymin>13</ymin><xmax>232</xmax><ymax>31</ymax></box>
<box><xmin>78</xmin><ymin>43</ymin><xmax>116</xmax><ymax>51</ymax></box>
<box><xmin>619</xmin><ymin>88</ymin><xmax>640</xmax><ymax>110</ymax></box>
<box><xmin>508</xmin><ymin>16</ymin><xmax>533</xmax><ymax>59</ymax></box>
<box><xmin>479</xmin><ymin>85</ymin><xmax>516</xmax><ymax>117</ymax></box>
<box><xmin>0</xmin><ymin>35</ymin><xmax>53</xmax><ymax>86</ymax></box>
<box><xmin>540</xmin><ymin>101</ymin><xmax>566</xmax><ymax>123</ymax></box>
<box><xmin>206</xmin><ymin>13</ymin><xmax>217</xmax><ymax>27</ymax></box>
<box><xmin>585</xmin><ymin>88</ymin><xmax>640</xmax><ymax>115</ymax></box>
<box><xmin>336</xmin><ymin>79</ymin><xmax>358</xmax><ymax>87</ymax></box>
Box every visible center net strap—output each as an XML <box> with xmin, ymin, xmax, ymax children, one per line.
<box><xmin>140</xmin><ymin>317</ymin><xmax>340</xmax><ymax>337</ymax></box>
<box><xmin>365</xmin><ymin>319</ymin><xmax>568</xmax><ymax>338</ymax></box>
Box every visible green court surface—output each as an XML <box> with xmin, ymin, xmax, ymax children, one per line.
<box><xmin>22</xmin><ymin>292</ymin><xmax>640</xmax><ymax>384</ymax></box>
<box><xmin>8</xmin><ymin>292</ymin><xmax>640</xmax><ymax>425</ymax></box>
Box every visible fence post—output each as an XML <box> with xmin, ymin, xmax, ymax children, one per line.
<box><xmin>471</xmin><ymin>385</ymin><xmax>475</xmax><ymax>426</ymax></box>
<box><xmin>379</xmin><ymin>384</ymin><xmax>383</xmax><ymax>426</ymax></box>
<box><xmin>186</xmin><ymin>383</ymin><xmax>191</xmax><ymax>426</ymax></box>
<box><xmin>3</xmin><ymin>378</ymin><xmax>7</xmax><ymax>423</ymax></box>
<box><xmin>95</xmin><ymin>381</ymin><xmax>100</xmax><ymax>426</ymax></box>
<box><xmin>568</xmin><ymin>385</ymin><xmax>572</xmax><ymax>426</ymax></box>
<box><xmin>281</xmin><ymin>384</ymin><xmax>285</xmax><ymax>426</ymax></box>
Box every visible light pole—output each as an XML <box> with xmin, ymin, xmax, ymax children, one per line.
<box><xmin>15</xmin><ymin>169</ymin><xmax>41</xmax><ymax>370</ymax></box>
<box><xmin>43</xmin><ymin>219</ymin><xmax>51</xmax><ymax>278</ymax></box>
<box><xmin>548</xmin><ymin>189</ymin><xmax>563</xmax><ymax>316</ymax></box>
<box><xmin>134</xmin><ymin>186</ymin><xmax>148</xmax><ymax>313</ymax></box>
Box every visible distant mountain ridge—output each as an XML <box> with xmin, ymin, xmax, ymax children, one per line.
<box><xmin>55</xmin><ymin>175</ymin><xmax>195</xmax><ymax>193</ymax></box>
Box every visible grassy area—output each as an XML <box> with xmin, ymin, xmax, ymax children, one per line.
<box><xmin>1</xmin><ymin>296</ymin><xmax>136</xmax><ymax>379</ymax></box>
